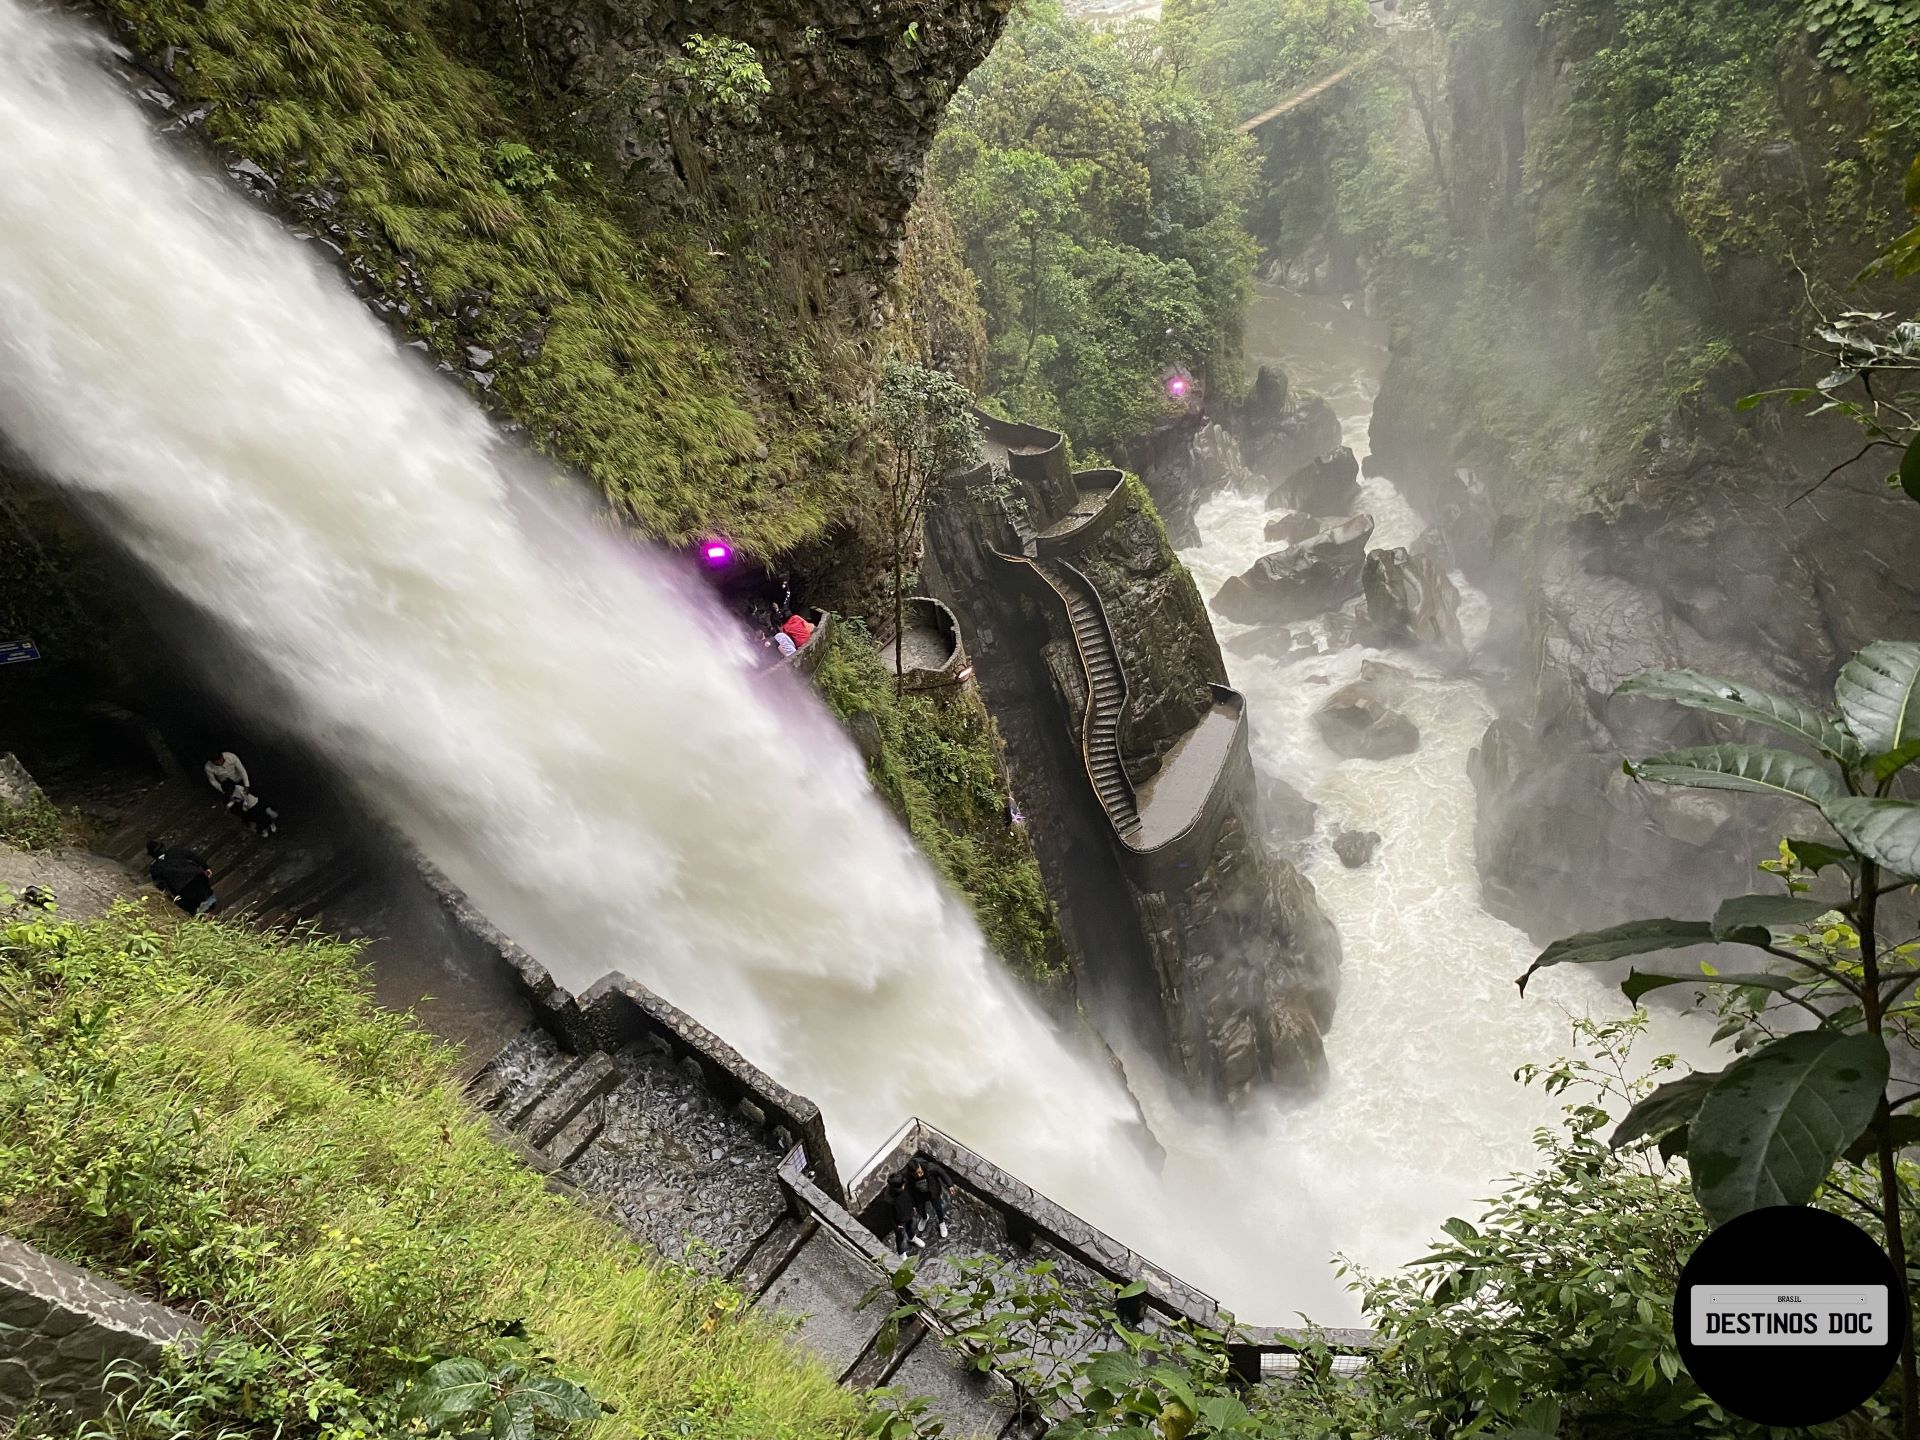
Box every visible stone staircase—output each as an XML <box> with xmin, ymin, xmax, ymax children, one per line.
<box><xmin>465</xmin><ymin>1028</ymin><xmax>1020</xmax><ymax>1437</ymax></box>
<box><xmin>1031</xmin><ymin>559</ymin><xmax>1140</xmax><ymax>840</ymax></box>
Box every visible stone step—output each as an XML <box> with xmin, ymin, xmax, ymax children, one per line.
<box><xmin>731</xmin><ymin>1214</ymin><xmax>817</xmax><ymax>1300</ymax></box>
<box><xmin>541</xmin><ymin>1098</ymin><xmax>607</xmax><ymax>1169</ymax></box>
<box><xmin>507</xmin><ymin>1054</ymin><xmax>585</xmax><ymax>1130</ymax></box>
<box><xmin>521</xmin><ymin>1051</ymin><xmax>621</xmax><ymax>1150</ymax></box>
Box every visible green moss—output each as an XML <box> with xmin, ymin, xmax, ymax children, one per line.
<box><xmin>107</xmin><ymin>0</ymin><xmax>854</xmax><ymax>553</ymax></box>
<box><xmin>0</xmin><ymin>901</ymin><xmax>860</xmax><ymax>1439</ymax></box>
<box><xmin>810</xmin><ymin>625</ymin><xmax>1066</xmax><ymax>983</ymax></box>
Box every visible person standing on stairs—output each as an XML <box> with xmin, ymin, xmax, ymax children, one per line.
<box><xmin>886</xmin><ymin>1173</ymin><xmax>923</xmax><ymax>1254</ymax></box>
<box><xmin>905</xmin><ymin>1158</ymin><xmax>958</xmax><ymax>1240</ymax></box>
<box><xmin>145</xmin><ymin>838</ymin><xmax>218</xmax><ymax>917</ymax></box>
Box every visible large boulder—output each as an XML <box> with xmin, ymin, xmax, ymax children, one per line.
<box><xmin>1267</xmin><ymin>447</ymin><xmax>1360</xmax><ymax>516</ymax></box>
<box><xmin>1363</xmin><ymin>546</ymin><xmax>1466</xmax><ymax>652</ymax></box>
<box><xmin>1314</xmin><ymin>680</ymin><xmax>1420</xmax><ymax>759</ymax></box>
<box><xmin>1211</xmin><ymin>514</ymin><xmax>1373</xmax><ymax>625</ymax></box>
<box><xmin>1263</xmin><ymin>512</ymin><xmax>1323</xmax><ymax>546</ymax></box>
<box><xmin>1332</xmin><ymin>828</ymin><xmax>1382</xmax><ymax>868</ymax></box>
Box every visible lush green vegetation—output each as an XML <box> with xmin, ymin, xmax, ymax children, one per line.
<box><xmin>0</xmin><ymin>794</ymin><xmax>74</xmax><ymax>851</ymax></box>
<box><xmin>811</xmin><ymin>624</ymin><xmax>1065</xmax><ymax>982</ymax></box>
<box><xmin>1298</xmin><ymin>0</ymin><xmax>1920</xmax><ymax>500</ymax></box>
<box><xmin>0</xmin><ymin>899</ymin><xmax>862</xmax><ymax>1439</ymax></box>
<box><xmin>107</xmin><ymin>0</ymin><xmax>856</xmax><ymax>552</ymax></box>
<box><xmin>1516</xmin><ymin>639</ymin><xmax>1920</xmax><ymax>1432</ymax></box>
<box><xmin>928</xmin><ymin>2</ymin><xmax>1268</xmax><ymax>456</ymax></box>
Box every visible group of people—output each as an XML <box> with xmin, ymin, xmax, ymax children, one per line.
<box><xmin>143</xmin><ymin>747</ymin><xmax>283</xmax><ymax>918</ymax></box>
<box><xmin>884</xmin><ymin>1157</ymin><xmax>959</xmax><ymax>1255</ymax></box>
<box><xmin>764</xmin><ymin>606</ymin><xmax>814</xmax><ymax>661</ymax></box>
<box><xmin>204</xmin><ymin>750</ymin><xmax>280</xmax><ymax>838</ymax></box>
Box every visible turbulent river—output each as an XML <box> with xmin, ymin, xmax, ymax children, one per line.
<box><xmin>1175</xmin><ymin>286</ymin><xmax>1708</xmax><ymax>1305</ymax></box>
<box><xmin>0</xmin><ymin>3</ymin><xmax>1698</xmax><ymax>1327</ymax></box>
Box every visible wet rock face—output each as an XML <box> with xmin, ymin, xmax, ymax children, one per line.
<box><xmin>1363</xmin><ymin>546</ymin><xmax>1465</xmax><ymax>652</ymax></box>
<box><xmin>1137</xmin><ymin>802</ymin><xmax>1341</xmax><ymax>1102</ymax></box>
<box><xmin>1314</xmin><ymin>680</ymin><xmax>1420</xmax><ymax>760</ymax></box>
<box><xmin>464</xmin><ymin>0</ymin><xmax>1011</xmax><ymax>325</ymax></box>
<box><xmin>1268</xmin><ymin>446</ymin><xmax>1360</xmax><ymax>516</ymax></box>
<box><xmin>1332</xmin><ymin>828</ymin><xmax>1381</xmax><ymax>868</ymax></box>
<box><xmin>1212</xmin><ymin>514</ymin><xmax>1373</xmax><ymax>625</ymax></box>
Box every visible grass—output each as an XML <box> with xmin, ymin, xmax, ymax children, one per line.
<box><xmin>105</xmin><ymin>0</ymin><xmax>856</xmax><ymax>553</ymax></box>
<box><xmin>810</xmin><ymin>624</ymin><xmax>1066</xmax><ymax>983</ymax></box>
<box><xmin>0</xmin><ymin>899</ymin><xmax>862</xmax><ymax>1440</ymax></box>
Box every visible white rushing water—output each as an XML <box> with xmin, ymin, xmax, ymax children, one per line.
<box><xmin>0</xmin><ymin>3</ymin><xmax>1700</xmax><ymax>1327</ymax></box>
<box><xmin>1179</xmin><ymin>287</ymin><xmax>1707</xmax><ymax>1279</ymax></box>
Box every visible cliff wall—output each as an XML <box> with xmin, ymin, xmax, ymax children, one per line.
<box><xmin>1285</xmin><ymin>0</ymin><xmax>1920</xmax><ymax>939</ymax></box>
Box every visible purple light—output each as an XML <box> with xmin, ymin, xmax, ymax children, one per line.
<box><xmin>1166</xmin><ymin>374</ymin><xmax>1190</xmax><ymax>398</ymax></box>
<box><xmin>702</xmin><ymin>540</ymin><xmax>732</xmax><ymax>565</ymax></box>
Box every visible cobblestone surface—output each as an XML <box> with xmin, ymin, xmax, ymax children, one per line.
<box><xmin>567</xmin><ymin>1040</ymin><xmax>789</xmax><ymax>1273</ymax></box>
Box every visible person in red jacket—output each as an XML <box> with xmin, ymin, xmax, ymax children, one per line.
<box><xmin>779</xmin><ymin>608</ymin><xmax>814</xmax><ymax>649</ymax></box>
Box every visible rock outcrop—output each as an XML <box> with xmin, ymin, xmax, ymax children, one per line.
<box><xmin>1362</xmin><ymin>546</ymin><xmax>1465</xmax><ymax>652</ymax></box>
<box><xmin>1212</xmin><ymin>514</ymin><xmax>1373</xmax><ymax>625</ymax></box>
<box><xmin>462</xmin><ymin>0</ymin><xmax>1013</xmax><ymax>325</ymax></box>
<box><xmin>924</xmin><ymin>432</ymin><xmax>1341</xmax><ymax>1102</ymax></box>
<box><xmin>1268</xmin><ymin>447</ymin><xmax>1360</xmax><ymax>516</ymax></box>
<box><xmin>1314</xmin><ymin>681</ymin><xmax>1419</xmax><ymax>760</ymax></box>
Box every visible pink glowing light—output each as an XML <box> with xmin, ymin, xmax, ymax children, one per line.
<box><xmin>1166</xmin><ymin>374</ymin><xmax>1190</xmax><ymax>398</ymax></box>
<box><xmin>702</xmin><ymin>541</ymin><xmax>733</xmax><ymax>565</ymax></box>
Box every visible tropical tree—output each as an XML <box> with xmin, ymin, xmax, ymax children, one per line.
<box><xmin>1518</xmin><ymin>644</ymin><xmax>1920</xmax><ymax>1436</ymax></box>
<box><xmin>874</xmin><ymin>360</ymin><xmax>981</xmax><ymax>689</ymax></box>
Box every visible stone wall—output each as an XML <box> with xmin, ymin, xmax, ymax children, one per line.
<box><xmin>0</xmin><ymin>1236</ymin><xmax>201</xmax><ymax>1419</ymax></box>
<box><xmin>413</xmin><ymin>857</ymin><xmax>846</xmax><ymax>1201</ymax></box>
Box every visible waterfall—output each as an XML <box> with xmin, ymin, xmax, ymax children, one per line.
<box><xmin>0</xmin><ymin>1</ymin><xmax>1702</xmax><ymax>1327</ymax></box>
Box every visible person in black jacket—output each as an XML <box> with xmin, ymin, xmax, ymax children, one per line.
<box><xmin>886</xmin><ymin>1174</ymin><xmax>922</xmax><ymax>1254</ymax></box>
<box><xmin>146</xmin><ymin>838</ymin><xmax>217</xmax><ymax>916</ymax></box>
<box><xmin>905</xmin><ymin>1158</ymin><xmax>957</xmax><ymax>1241</ymax></box>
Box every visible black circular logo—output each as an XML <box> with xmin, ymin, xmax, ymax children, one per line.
<box><xmin>1674</xmin><ymin>1205</ymin><xmax>1904</xmax><ymax>1427</ymax></box>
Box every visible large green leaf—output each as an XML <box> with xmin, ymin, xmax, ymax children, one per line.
<box><xmin>1517</xmin><ymin>919</ymin><xmax>1714</xmax><ymax>995</ymax></box>
<box><xmin>1620</xmin><ymin>969</ymin><xmax>1799</xmax><ymax>1005</ymax></box>
<box><xmin>1615</xmin><ymin>669</ymin><xmax>1863</xmax><ymax>764</ymax></box>
<box><xmin>519</xmin><ymin>1377</ymin><xmax>598</xmax><ymax>1423</ymax></box>
<box><xmin>1821</xmin><ymin>796</ymin><xmax>1920</xmax><ymax>878</ymax></box>
<box><xmin>403</xmin><ymin>1358</ymin><xmax>491</xmax><ymax>1423</ymax></box>
<box><xmin>1835</xmin><ymin>641</ymin><xmax>1920</xmax><ymax>758</ymax></box>
<box><xmin>1626</xmin><ymin>744</ymin><xmax>1840</xmax><ymax>805</ymax></box>
<box><xmin>1688</xmin><ymin>1031</ymin><xmax>1890</xmax><ymax>1224</ymax></box>
<box><xmin>1901</xmin><ymin>434</ymin><xmax>1920</xmax><ymax>506</ymax></box>
<box><xmin>1710</xmin><ymin>894</ymin><xmax>1845</xmax><ymax>940</ymax></box>
<box><xmin>1785</xmin><ymin>836</ymin><xmax>1856</xmax><ymax>875</ymax></box>
<box><xmin>1610</xmin><ymin>1070</ymin><xmax>1721</xmax><ymax>1150</ymax></box>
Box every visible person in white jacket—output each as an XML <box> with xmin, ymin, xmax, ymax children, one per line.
<box><xmin>204</xmin><ymin>751</ymin><xmax>249</xmax><ymax>795</ymax></box>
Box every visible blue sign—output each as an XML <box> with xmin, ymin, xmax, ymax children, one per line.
<box><xmin>0</xmin><ymin>639</ymin><xmax>40</xmax><ymax>665</ymax></box>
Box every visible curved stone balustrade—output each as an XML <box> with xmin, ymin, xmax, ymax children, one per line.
<box><xmin>1033</xmin><ymin>467</ymin><xmax>1129</xmax><ymax>557</ymax></box>
<box><xmin>976</xmin><ymin>409</ymin><xmax>1075</xmax><ymax>525</ymax></box>
<box><xmin>888</xmin><ymin>596</ymin><xmax>968</xmax><ymax>690</ymax></box>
